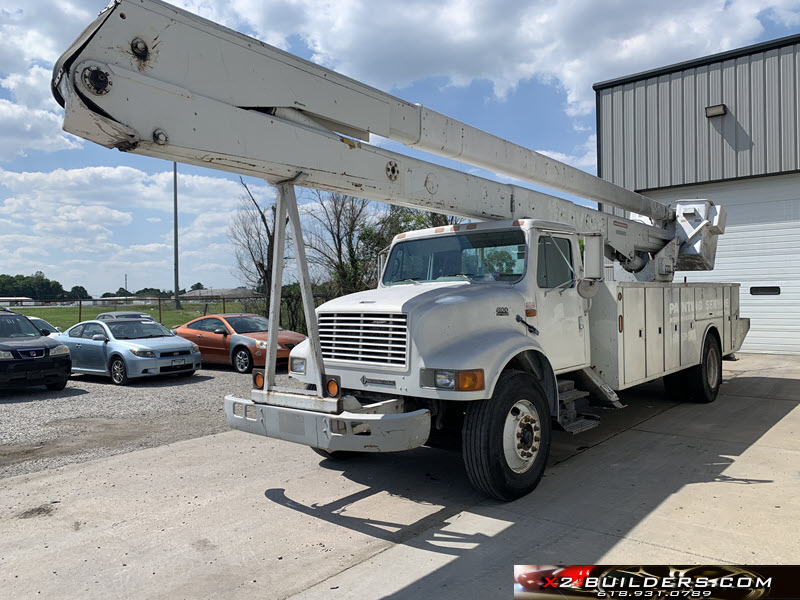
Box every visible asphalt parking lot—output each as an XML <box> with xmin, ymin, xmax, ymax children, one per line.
<box><xmin>0</xmin><ymin>354</ymin><xmax>798</xmax><ymax>599</ymax></box>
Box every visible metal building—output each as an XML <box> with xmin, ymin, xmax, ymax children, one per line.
<box><xmin>595</xmin><ymin>34</ymin><xmax>800</xmax><ymax>354</ymax></box>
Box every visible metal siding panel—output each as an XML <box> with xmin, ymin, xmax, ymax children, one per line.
<box><xmin>623</xmin><ymin>83</ymin><xmax>636</xmax><ymax>189</ymax></box>
<box><xmin>658</xmin><ymin>74</ymin><xmax>671</xmax><ymax>187</ymax></box>
<box><xmin>646</xmin><ymin>77</ymin><xmax>660</xmax><ymax>188</ymax></box>
<box><xmin>708</xmin><ymin>62</ymin><xmax>724</xmax><ymax>180</ymax></box>
<box><xmin>612</xmin><ymin>86</ymin><xmax>625</xmax><ymax>185</ymax></box>
<box><xmin>670</xmin><ymin>72</ymin><xmax>684</xmax><ymax>184</ymax></box>
<box><xmin>765</xmin><ymin>48</ymin><xmax>781</xmax><ymax>173</ymax></box>
<box><xmin>695</xmin><ymin>65</ymin><xmax>710</xmax><ymax>182</ymax></box>
<box><xmin>722</xmin><ymin>59</ymin><xmax>737</xmax><ymax>178</ymax></box>
<box><xmin>735</xmin><ymin>56</ymin><xmax>752</xmax><ymax>177</ymax></box>
<box><xmin>780</xmin><ymin>45</ymin><xmax>796</xmax><ymax>171</ymax></box>
<box><xmin>634</xmin><ymin>80</ymin><xmax>648</xmax><ymax>189</ymax></box>
<box><xmin>751</xmin><ymin>53</ymin><xmax>766</xmax><ymax>176</ymax></box>
<box><xmin>600</xmin><ymin>89</ymin><xmax>614</xmax><ymax>181</ymax></box>
<box><xmin>797</xmin><ymin>46</ymin><xmax>800</xmax><ymax>170</ymax></box>
<box><xmin>683</xmin><ymin>69</ymin><xmax>696</xmax><ymax>184</ymax></box>
<box><xmin>646</xmin><ymin>173</ymin><xmax>800</xmax><ymax>354</ymax></box>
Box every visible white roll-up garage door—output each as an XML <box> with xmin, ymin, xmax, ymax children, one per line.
<box><xmin>647</xmin><ymin>172</ymin><xmax>800</xmax><ymax>355</ymax></box>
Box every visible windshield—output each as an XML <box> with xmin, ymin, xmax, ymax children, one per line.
<box><xmin>226</xmin><ymin>315</ymin><xmax>270</xmax><ymax>333</ymax></box>
<box><xmin>0</xmin><ymin>315</ymin><xmax>42</xmax><ymax>339</ymax></box>
<box><xmin>31</xmin><ymin>319</ymin><xmax>57</xmax><ymax>333</ymax></box>
<box><xmin>107</xmin><ymin>321</ymin><xmax>173</xmax><ymax>340</ymax></box>
<box><xmin>382</xmin><ymin>230</ymin><xmax>527</xmax><ymax>285</ymax></box>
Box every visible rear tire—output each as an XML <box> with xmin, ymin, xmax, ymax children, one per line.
<box><xmin>663</xmin><ymin>333</ymin><xmax>722</xmax><ymax>403</ymax></box>
<box><xmin>462</xmin><ymin>369</ymin><xmax>551</xmax><ymax>501</ymax></box>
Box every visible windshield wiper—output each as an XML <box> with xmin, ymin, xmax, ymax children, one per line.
<box><xmin>394</xmin><ymin>278</ymin><xmax>421</xmax><ymax>285</ymax></box>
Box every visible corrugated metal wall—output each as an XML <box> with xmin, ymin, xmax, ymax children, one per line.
<box><xmin>598</xmin><ymin>43</ymin><xmax>800</xmax><ymax>190</ymax></box>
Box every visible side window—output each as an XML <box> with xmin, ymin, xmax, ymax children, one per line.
<box><xmin>187</xmin><ymin>319</ymin><xmax>207</xmax><ymax>331</ymax></box>
<box><xmin>537</xmin><ymin>236</ymin><xmax>574</xmax><ymax>289</ymax></box>
<box><xmin>82</xmin><ymin>323</ymin><xmax>106</xmax><ymax>339</ymax></box>
<box><xmin>68</xmin><ymin>325</ymin><xmax>85</xmax><ymax>338</ymax></box>
<box><xmin>203</xmin><ymin>318</ymin><xmax>226</xmax><ymax>332</ymax></box>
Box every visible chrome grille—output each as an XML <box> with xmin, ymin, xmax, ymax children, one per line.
<box><xmin>318</xmin><ymin>312</ymin><xmax>408</xmax><ymax>367</ymax></box>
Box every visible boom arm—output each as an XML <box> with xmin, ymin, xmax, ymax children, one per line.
<box><xmin>52</xmin><ymin>0</ymin><xmax>723</xmax><ymax>272</ymax></box>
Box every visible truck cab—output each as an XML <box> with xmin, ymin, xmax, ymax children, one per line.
<box><xmin>287</xmin><ymin>218</ymin><xmax>588</xmax><ymax>402</ymax></box>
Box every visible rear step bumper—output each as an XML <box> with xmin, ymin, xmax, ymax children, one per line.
<box><xmin>224</xmin><ymin>395</ymin><xmax>430</xmax><ymax>452</ymax></box>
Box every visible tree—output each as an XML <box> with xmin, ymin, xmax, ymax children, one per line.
<box><xmin>115</xmin><ymin>287</ymin><xmax>132</xmax><ymax>297</ymax></box>
<box><xmin>304</xmin><ymin>190</ymin><xmax>375</xmax><ymax>296</ymax></box>
<box><xmin>69</xmin><ymin>285</ymin><xmax>91</xmax><ymax>299</ymax></box>
<box><xmin>190</xmin><ymin>282</ymin><xmax>205</xmax><ymax>291</ymax></box>
<box><xmin>228</xmin><ymin>177</ymin><xmax>286</xmax><ymax>313</ymax></box>
<box><xmin>0</xmin><ymin>272</ymin><xmax>65</xmax><ymax>300</ymax></box>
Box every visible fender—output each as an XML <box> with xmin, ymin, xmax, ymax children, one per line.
<box><xmin>228</xmin><ymin>333</ymin><xmax>259</xmax><ymax>363</ymax></box>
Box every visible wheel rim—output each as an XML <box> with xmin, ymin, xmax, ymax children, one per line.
<box><xmin>706</xmin><ymin>344</ymin><xmax>720</xmax><ymax>388</ymax></box>
<box><xmin>111</xmin><ymin>360</ymin><xmax>125</xmax><ymax>383</ymax></box>
<box><xmin>235</xmin><ymin>350</ymin><xmax>250</xmax><ymax>371</ymax></box>
<box><xmin>502</xmin><ymin>399</ymin><xmax>541</xmax><ymax>474</ymax></box>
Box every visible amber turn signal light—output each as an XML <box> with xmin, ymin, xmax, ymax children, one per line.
<box><xmin>325</xmin><ymin>376</ymin><xmax>341</xmax><ymax>398</ymax></box>
<box><xmin>455</xmin><ymin>369</ymin><xmax>485</xmax><ymax>391</ymax></box>
<box><xmin>253</xmin><ymin>370</ymin><xmax>265</xmax><ymax>389</ymax></box>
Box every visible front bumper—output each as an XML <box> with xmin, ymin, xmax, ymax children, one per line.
<box><xmin>126</xmin><ymin>352</ymin><xmax>202</xmax><ymax>377</ymax></box>
<box><xmin>0</xmin><ymin>356</ymin><xmax>71</xmax><ymax>388</ymax></box>
<box><xmin>224</xmin><ymin>394</ymin><xmax>430</xmax><ymax>452</ymax></box>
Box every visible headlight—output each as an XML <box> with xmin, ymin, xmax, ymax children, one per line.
<box><xmin>425</xmin><ymin>369</ymin><xmax>485</xmax><ymax>391</ymax></box>
<box><xmin>130</xmin><ymin>349</ymin><xmax>156</xmax><ymax>358</ymax></box>
<box><xmin>434</xmin><ymin>370</ymin><xmax>456</xmax><ymax>390</ymax></box>
<box><xmin>49</xmin><ymin>344</ymin><xmax>70</xmax><ymax>356</ymax></box>
<box><xmin>256</xmin><ymin>340</ymin><xmax>283</xmax><ymax>350</ymax></box>
<box><xmin>0</xmin><ymin>350</ymin><xmax>13</xmax><ymax>360</ymax></box>
<box><xmin>290</xmin><ymin>357</ymin><xmax>306</xmax><ymax>374</ymax></box>
<box><xmin>191</xmin><ymin>343</ymin><xmax>200</xmax><ymax>353</ymax></box>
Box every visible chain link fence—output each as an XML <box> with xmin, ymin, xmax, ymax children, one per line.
<box><xmin>7</xmin><ymin>293</ymin><xmax>335</xmax><ymax>335</ymax></box>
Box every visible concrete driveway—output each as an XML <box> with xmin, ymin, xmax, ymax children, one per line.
<box><xmin>1</xmin><ymin>354</ymin><xmax>797</xmax><ymax>599</ymax></box>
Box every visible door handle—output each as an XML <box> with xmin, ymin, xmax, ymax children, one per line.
<box><xmin>196</xmin><ymin>334</ymin><xmax>203</xmax><ymax>338</ymax></box>
<box><xmin>76</xmin><ymin>344</ymin><xmax>81</xmax><ymax>349</ymax></box>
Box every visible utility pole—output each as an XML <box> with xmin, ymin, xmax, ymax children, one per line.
<box><xmin>124</xmin><ymin>273</ymin><xmax>127</xmax><ymax>293</ymax></box>
<box><xmin>173</xmin><ymin>162</ymin><xmax>181</xmax><ymax>309</ymax></box>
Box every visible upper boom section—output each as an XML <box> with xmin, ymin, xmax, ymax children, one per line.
<box><xmin>52</xmin><ymin>0</ymin><xmax>669</xmax><ymax>223</ymax></box>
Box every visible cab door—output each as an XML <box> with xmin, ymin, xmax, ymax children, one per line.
<box><xmin>531</xmin><ymin>231</ymin><xmax>588</xmax><ymax>372</ymax></box>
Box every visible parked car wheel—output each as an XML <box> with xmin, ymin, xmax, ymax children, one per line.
<box><xmin>109</xmin><ymin>357</ymin><xmax>130</xmax><ymax>385</ymax></box>
<box><xmin>232</xmin><ymin>346</ymin><xmax>253</xmax><ymax>374</ymax></box>
<box><xmin>462</xmin><ymin>369</ymin><xmax>551</xmax><ymax>501</ymax></box>
<box><xmin>46</xmin><ymin>378</ymin><xmax>68</xmax><ymax>391</ymax></box>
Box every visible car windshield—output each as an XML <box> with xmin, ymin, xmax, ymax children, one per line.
<box><xmin>31</xmin><ymin>319</ymin><xmax>57</xmax><ymax>333</ymax></box>
<box><xmin>225</xmin><ymin>315</ymin><xmax>270</xmax><ymax>333</ymax></box>
<box><xmin>107</xmin><ymin>321</ymin><xmax>173</xmax><ymax>340</ymax></box>
<box><xmin>382</xmin><ymin>230</ymin><xmax>527</xmax><ymax>285</ymax></box>
<box><xmin>0</xmin><ymin>315</ymin><xmax>42</xmax><ymax>339</ymax></box>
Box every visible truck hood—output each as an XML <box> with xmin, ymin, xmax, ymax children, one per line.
<box><xmin>317</xmin><ymin>282</ymin><xmax>527</xmax><ymax>325</ymax></box>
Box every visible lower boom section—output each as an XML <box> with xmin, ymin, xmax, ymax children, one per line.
<box><xmin>224</xmin><ymin>395</ymin><xmax>430</xmax><ymax>453</ymax></box>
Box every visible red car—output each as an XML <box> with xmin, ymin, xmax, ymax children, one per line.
<box><xmin>175</xmin><ymin>313</ymin><xmax>305</xmax><ymax>373</ymax></box>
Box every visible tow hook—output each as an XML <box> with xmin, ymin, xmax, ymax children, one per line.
<box><xmin>516</xmin><ymin>315</ymin><xmax>539</xmax><ymax>336</ymax></box>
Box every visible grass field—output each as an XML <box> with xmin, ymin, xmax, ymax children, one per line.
<box><xmin>16</xmin><ymin>302</ymin><xmax>248</xmax><ymax>330</ymax></box>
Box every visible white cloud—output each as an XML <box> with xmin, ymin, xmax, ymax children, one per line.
<box><xmin>175</xmin><ymin>0</ymin><xmax>800</xmax><ymax>116</ymax></box>
<box><xmin>0</xmin><ymin>99</ymin><xmax>82</xmax><ymax>159</ymax></box>
<box><xmin>537</xmin><ymin>134</ymin><xmax>597</xmax><ymax>171</ymax></box>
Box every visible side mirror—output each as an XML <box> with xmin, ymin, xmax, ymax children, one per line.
<box><xmin>56</xmin><ymin>327</ymin><xmax>63</xmax><ymax>332</ymax></box>
<box><xmin>40</xmin><ymin>329</ymin><xmax>50</xmax><ymax>336</ymax></box>
<box><xmin>92</xmin><ymin>334</ymin><xmax>108</xmax><ymax>342</ymax></box>
<box><xmin>170</xmin><ymin>329</ymin><xmax>178</xmax><ymax>335</ymax></box>
<box><xmin>214</xmin><ymin>328</ymin><xmax>228</xmax><ymax>336</ymax></box>
<box><xmin>577</xmin><ymin>234</ymin><xmax>604</xmax><ymax>299</ymax></box>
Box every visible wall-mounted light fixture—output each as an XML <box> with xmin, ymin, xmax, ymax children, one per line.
<box><xmin>705</xmin><ymin>104</ymin><xmax>727</xmax><ymax>118</ymax></box>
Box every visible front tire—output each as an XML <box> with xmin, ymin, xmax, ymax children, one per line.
<box><xmin>462</xmin><ymin>369</ymin><xmax>551</xmax><ymax>501</ymax></box>
<box><xmin>46</xmin><ymin>378</ymin><xmax>68</xmax><ymax>391</ymax></box>
<box><xmin>232</xmin><ymin>347</ymin><xmax>253</xmax><ymax>374</ymax></box>
<box><xmin>109</xmin><ymin>357</ymin><xmax>129</xmax><ymax>386</ymax></box>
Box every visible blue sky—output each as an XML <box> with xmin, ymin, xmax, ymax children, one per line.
<box><xmin>1</xmin><ymin>0</ymin><xmax>798</xmax><ymax>297</ymax></box>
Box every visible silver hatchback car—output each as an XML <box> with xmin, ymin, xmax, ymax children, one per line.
<box><xmin>61</xmin><ymin>319</ymin><xmax>202</xmax><ymax>384</ymax></box>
